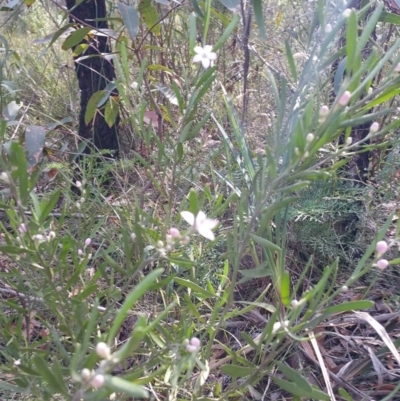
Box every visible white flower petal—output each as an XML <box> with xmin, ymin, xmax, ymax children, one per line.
<box><xmin>201</xmin><ymin>58</ymin><xmax>211</xmax><ymax>69</ymax></box>
<box><xmin>208</xmin><ymin>52</ymin><xmax>217</xmax><ymax>60</ymax></box>
<box><xmin>197</xmin><ymin>226</ymin><xmax>215</xmax><ymax>241</ymax></box>
<box><xmin>196</xmin><ymin>211</ymin><xmax>207</xmax><ymax>223</ymax></box>
<box><xmin>203</xmin><ymin>218</ymin><xmax>219</xmax><ymax>230</ymax></box>
<box><xmin>194</xmin><ymin>46</ymin><xmax>204</xmax><ymax>55</ymax></box>
<box><xmin>203</xmin><ymin>45</ymin><xmax>213</xmax><ymax>53</ymax></box>
<box><xmin>181</xmin><ymin>211</ymin><xmax>195</xmax><ymax>226</ymax></box>
<box><xmin>193</xmin><ymin>54</ymin><xmax>203</xmax><ymax>63</ymax></box>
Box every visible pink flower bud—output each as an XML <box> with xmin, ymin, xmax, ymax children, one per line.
<box><xmin>190</xmin><ymin>337</ymin><xmax>201</xmax><ymax>348</ymax></box>
<box><xmin>338</xmin><ymin>91</ymin><xmax>351</xmax><ymax>106</ymax></box>
<box><xmin>90</xmin><ymin>374</ymin><xmax>105</xmax><ymax>388</ymax></box>
<box><xmin>168</xmin><ymin>227</ymin><xmax>181</xmax><ymax>238</ymax></box>
<box><xmin>186</xmin><ymin>344</ymin><xmax>198</xmax><ymax>353</ymax></box>
<box><xmin>18</xmin><ymin>223</ymin><xmax>27</xmax><ymax>234</ymax></box>
<box><xmin>376</xmin><ymin>241</ymin><xmax>388</xmax><ymax>257</ymax></box>
<box><xmin>78</xmin><ymin>249</ymin><xmax>83</xmax><ymax>256</ymax></box>
<box><xmin>319</xmin><ymin>105</ymin><xmax>329</xmax><ymax>118</ymax></box>
<box><xmin>376</xmin><ymin>259</ymin><xmax>389</xmax><ymax>270</ymax></box>
<box><xmin>181</xmin><ymin>236</ymin><xmax>190</xmax><ymax>245</ymax></box>
<box><xmin>85</xmin><ymin>238</ymin><xmax>91</xmax><ymax>246</ymax></box>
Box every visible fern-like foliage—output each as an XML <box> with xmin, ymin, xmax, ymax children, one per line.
<box><xmin>286</xmin><ymin>180</ymin><xmax>367</xmax><ymax>265</ymax></box>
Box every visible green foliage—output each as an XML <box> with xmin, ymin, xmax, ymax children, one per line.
<box><xmin>0</xmin><ymin>0</ymin><xmax>400</xmax><ymax>400</ymax></box>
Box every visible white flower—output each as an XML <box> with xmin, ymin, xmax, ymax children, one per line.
<box><xmin>180</xmin><ymin>211</ymin><xmax>218</xmax><ymax>241</ymax></box>
<box><xmin>193</xmin><ymin>45</ymin><xmax>217</xmax><ymax>69</ymax></box>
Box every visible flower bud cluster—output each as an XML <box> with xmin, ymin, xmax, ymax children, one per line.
<box><xmin>375</xmin><ymin>241</ymin><xmax>390</xmax><ymax>270</ymax></box>
<box><xmin>75</xmin><ymin>181</ymin><xmax>86</xmax><ymax>209</ymax></box>
<box><xmin>184</xmin><ymin>337</ymin><xmax>201</xmax><ymax>353</ymax></box>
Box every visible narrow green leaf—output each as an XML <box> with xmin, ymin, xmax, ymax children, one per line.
<box><xmin>171</xmin><ymin>80</ymin><xmax>184</xmax><ymax>111</ymax></box>
<box><xmin>62</xmin><ymin>27</ymin><xmax>91</xmax><ymax>51</ymax></box>
<box><xmin>250</xmin><ymin>234</ymin><xmax>281</xmax><ymax>252</ymax></box>
<box><xmin>277</xmin><ymin>181</ymin><xmax>310</xmax><ymax>194</ymax></box>
<box><xmin>346</xmin><ymin>10</ymin><xmax>357</xmax><ymax>75</ymax></box>
<box><xmin>252</xmin><ymin>0</ymin><xmax>266</xmax><ymax>40</ymax></box>
<box><xmin>276</xmin><ymin>362</ymin><xmax>313</xmax><ymax>393</ymax></box>
<box><xmin>188</xmin><ymin>188</ymin><xmax>198</xmax><ymax>213</ymax></box>
<box><xmin>221</xmin><ymin>365</ymin><xmax>254</xmax><ymax>377</ymax></box>
<box><xmin>189</xmin><ymin>12</ymin><xmax>198</xmax><ymax>52</ymax></box>
<box><xmin>356</xmin><ymin>4</ymin><xmax>383</xmax><ymax>55</ymax></box>
<box><xmin>104</xmin><ymin>96</ymin><xmax>119</xmax><ymax>128</ymax></box>
<box><xmin>213</xmin><ymin>13</ymin><xmax>239</xmax><ymax>52</ymax></box>
<box><xmin>138</xmin><ymin>0</ymin><xmax>160</xmax><ymax>35</ymax></box>
<box><xmin>117</xmin><ymin>3</ymin><xmax>140</xmax><ymax>39</ymax></box>
<box><xmin>174</xmin><ymin>278</ymin><xmax>214</xmax><ymax>297</ymax></box>
<box><xmin>195</xmin><ymin>66</ymin><xmax>217</xmax><ymax>89</ymax></box>
<box><xmin>113</xmin><ymin>317</ymin><xmax>147</xmax><ymax>361</ymax></box>
<box><xmin>363</xmin><ymin>86</ymin><xmax>400</xmax><ymax>109</ymax></box>
<box><xmin>0</xmin><ymin>246</ymin><xmax>33</xmax><ymax>255</ymax></box>
<box><xmin>85</xmin><ymin>91</ymin><xmax>106</xmax><ymax>125</ymax></box>
<box><xmin>378</xmin><ymin>11</ymin><xmax>400</xmax><ymax>24</ymax></box>
<box><xmin>333</xmin><ymin>57</ymin><xmax>347</xmax><ymax>96</ymax></box>
<box><xmin>191</xmin><ymin>0</ymin><xmax>205</xmax><ymax>19</ymax></box>
<box><xmin>324</xmin><ymin>300</ymin><xmax>374</xmax><ymax>315</ymax></box>
<box><xmin>271</xmin><ymin>376</ymin><xmax>330</xmax><ymax>400</ymax></box>
<box><xmin>184</xmin><ymin>112</ymin><xmax>211</xmax><ymax>141</ymax></box>
<box><xmin>33</xmin><ymin>356</ymin><xmax>68</xmax><ymax>395</ymax></box>
<box><xmin>72</xmin><ymin>43</ymin><xmax>88</xmax><ymax>57</ymax></box>
<box><xmin>285</xmin><ymin>39</ymin><xmax>297</xmax><ymax>82</ymax></box>
<box><xmin>280</xmin><ymin>270</ymin><xmax>290</xmax><ymax>307</ymax></box>
<box><xmin>107</xmin><ymin>269</ymin><xmax>163</xmax><ymax>343</ymax></box>
<box><xmin>168</xmin><ymin>257</ymin><xmax>197</xmax><ymax>267</ymax></box>
<box><xmin>104</xmin><ymin>375</ymin><xmax>149</xmax><ymax>398</ymax></box>
<box><xmin>338</xmin><ymin>388</ymin><xmax>354</xmax><ymax>401</ymax></box>
<box><xmin>241</xmin><ymin>332</ymin><xmax>260</xmax><ymax>350</ymax></box>
<box><xmin>0</xmin><ymin>380</ymin><xmax>25</xmax><ymax>393</ymax></box>
<box><xmin>39</xmin><ymin>189</ymin><xmax>60</xmax><ymax>224</ymax></box>
<box><xmin>75</xmin><ymin>284</ymin><xmax>98</xmax><ymax>300</ymax></box>
<box><xmin>238</xmin><ymin>263</ymin><xmax>272</xmax><ymax>284</ymax></box>
<box><xmin>218</xmin><ymin>0</ymin><xmax>239</xmax><ymax>11</ymax></box>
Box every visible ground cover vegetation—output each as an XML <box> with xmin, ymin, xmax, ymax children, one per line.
<box><xmin>1</xmin><ymin>0</ymin><xmax>400</xmax><ymax>399</ymax></box>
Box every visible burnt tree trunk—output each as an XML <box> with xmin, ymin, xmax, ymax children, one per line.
<box><xmin>66</xmin><ymin>0</ymin><xmax>119</xmax><ymax>157</ymax></box>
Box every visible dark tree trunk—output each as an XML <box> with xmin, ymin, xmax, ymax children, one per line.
<box><xmin>66</xmin><ymin>0</ymin><xmax>119</xmax><ymax>157</ymax></box>
<box><xmin>331</xmin><ymin>0</ymin><xmax>375</xmax><ymax>183</ymax></box>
